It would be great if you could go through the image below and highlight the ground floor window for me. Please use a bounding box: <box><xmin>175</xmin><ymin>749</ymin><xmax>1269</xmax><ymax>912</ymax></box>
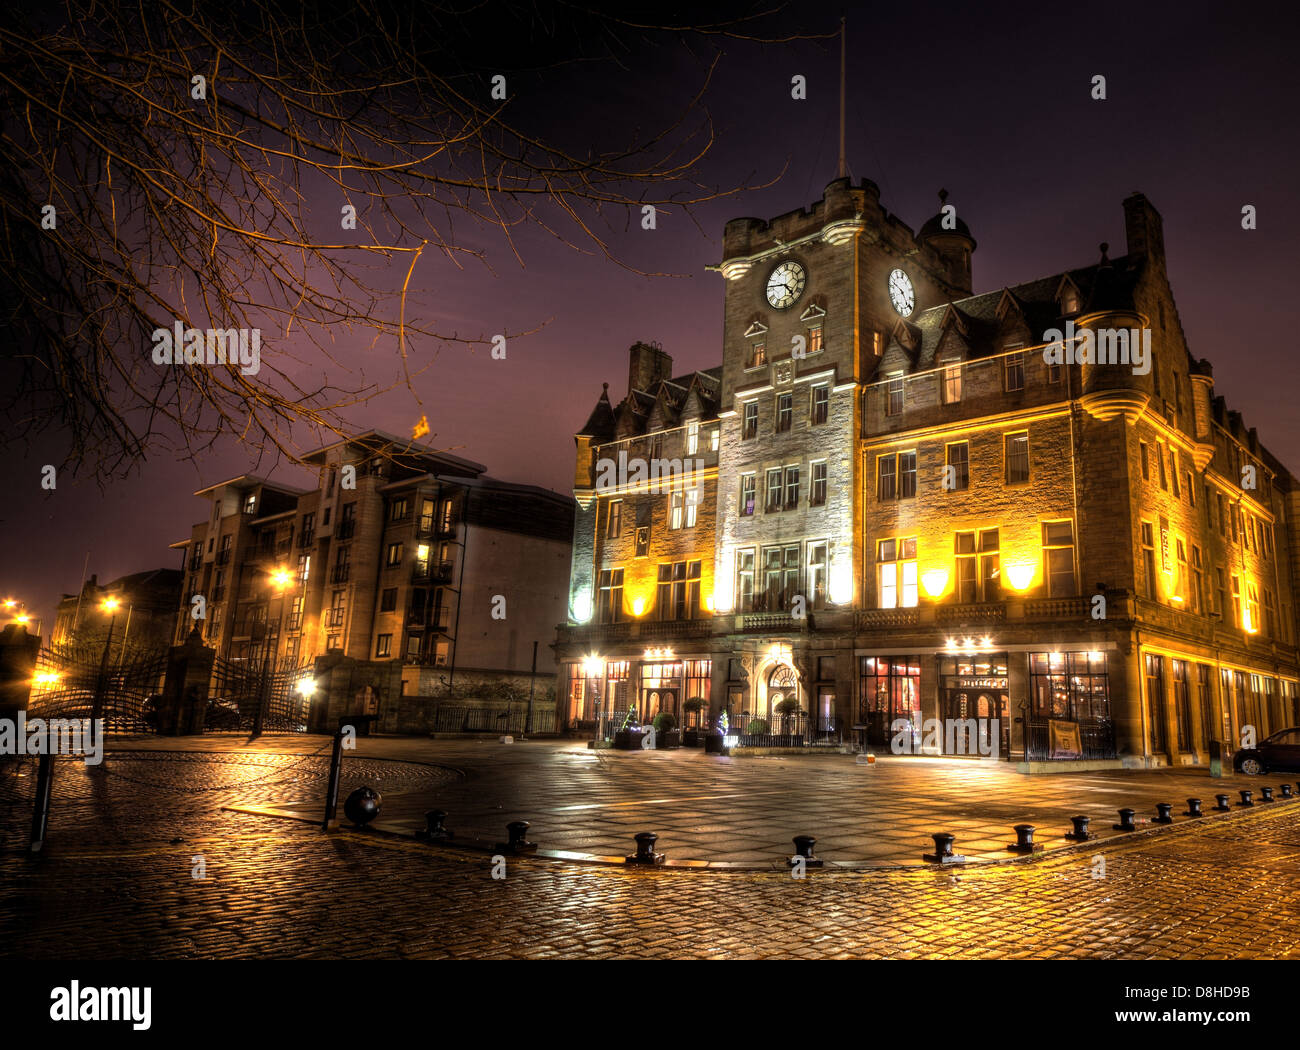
<box><xmin>1172</xmin><ymin>659</ymin><xmax>1192</xmax><ymax>752</ymax></box>
<box><xmin>940</xmin><ymin>654</ymin><xmax>1009</xmax><ymax>757</ymax></box>
<box><xmin>682</xmin><ymin>659</ymin><xmax>712</xmax><ymax>726</ymax></box>
<box><xmin>1145</xmin><ymin>654</ymin><xmax>1167</xmax><ymax>755</ymax></box>
<box><xmin>858</xmin><ymin>656</ymin><xmax>921</xmax><ymax>747</ymax></box>
<box><xmin>1197</xmin><ymin>663</ymin><xmax>1215</xmax><ymax>749</ymax></box>
<box><xmin>1026</xmin><ymin>651</ymin><xmax>1113</xmax><ymax>760</ymax></box>
<box><xmin>639</xmin><ymin>661</ymin><xmax>682</xmax><ymax>721</ymax></box>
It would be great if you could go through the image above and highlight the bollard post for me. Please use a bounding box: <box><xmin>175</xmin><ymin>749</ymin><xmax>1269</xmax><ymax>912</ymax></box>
<box><xmin>1281</xmin><ymin>784</ymin><xmax>1294</xmax><ymax>799</ymax></box>
<box><xmin>1259</xmin><ymin>786</ymin><xmax>1274</xmax><ymax>802</ymax></box>
<box><xmin>625</xmin><ymin>831</ymin><xmax>666</xmax><ymax>866</ymax></box>
<box><xmin>1214</xmin><ymin>793</ymin><xmax>1231</xmax><ymax>812</ymax></box>
<box><xmin>1065</xmin><ymin>815</ymin><xmax>1092</xmax><ymax>841</ymax></box>
<box><xmin>789</xmin><ymin>834</ymin><xmax>823</xmax><ymax>868</ymax></box>
<box><xmin>416</xmin><ymin>809</ymin><xmax>453</xmax><ymax>841</ymax></box>
<box><xmin>1154</xmin><ymin>803</ymin><xmax>1174</xmax><ymax>825</ymax></box>
<box><xmin>29</xmin><ymin>754</ymin><xmax>55</xmax><ymax>853</ymax></box>
<box><xmin>1113</xmin><ymin>808</ymin><xmax>1137</xmax><ymax>832</ymax></box>
<box><xmin>322</xmin><ymin>728</ymin><xmax>344</xmax><ymax>830</ymax></box>
<box><xmin>1006</xmin><ymin>824</ymin><xmax>1042</xmax><ymax>854</ymax></box>
<box><xmin>1184</xmin><ymin>798</ymin><xmax>1203</xmax><ymax>817</ymax></box>
<box><xmin>923</xmin><ymin>832</ymin><xmax>965</xmax><ymax>864</ymax></box>
<box><xmin>1237</xmin><ymin>789</ymin><xmax>1253</xmax><ymax>807</ymax></box>
<box><xmin>496</xmin><ymin>820</ymin><xmax>537</xmax><ymax>853</ymax></box>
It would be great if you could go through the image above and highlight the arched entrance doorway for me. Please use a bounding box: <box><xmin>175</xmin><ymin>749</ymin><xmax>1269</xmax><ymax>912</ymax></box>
<box><xmin>766</xmin><ymin>663</ymin><xmax>802</xmax><ymax>734</ymax></box>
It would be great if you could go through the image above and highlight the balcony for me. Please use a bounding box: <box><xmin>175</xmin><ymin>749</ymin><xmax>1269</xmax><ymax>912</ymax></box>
<box><xmin>855</xmin><ymin>608</ymin><xmax>921</xmax><ymax>630</ymax></box>
<box><xmin>297</xmin><ymin>530</ymin><xmax>314</xmax><ymax>548</ymax></box>
<box><xmin>325</xmin><ymin>608</ymin><xmax>346</xmax><ymax>628</ymax></box>
<box><xmin>330</xmin><ymin>565</ymin><xmax>351</xmax><ymax>584</ymax></box>
<box><xmin>336</xmin><ymin>520</ymin><xmax>356</xmax><ymax>540</ymax></box>
<box><xmin>215</xmin><ymin>549</ymin><xmax>231</xmax><ymax>566</ymax></box>
<box><xmin>638</xmin><ymin>618</ymin><xmax>713</xmax><ymax>640</ymax></box>
<box><xmin>936</xmin><ymin>602</ymin><xmax>1007</xmax><ymax>626</ymax></box>
<box><xmin>211</xmin><ymin>586</ymin><xmax>227</xmax><ymax>602</ymax></box>
<box><xmin>412</xmin><ymin>561</ymin><xmax>454</xmax><ymax>584</ymax></box>
<box><xmin>739</xmin><ymin>612</ymin><xmax>798</xmax><ymax>633</ymax></box>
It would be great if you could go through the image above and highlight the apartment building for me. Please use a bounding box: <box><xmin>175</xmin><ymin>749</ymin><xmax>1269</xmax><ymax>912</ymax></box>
<box><xmin>555</xmin><ymin>178</ymin><xmax>1300</xmax><ymax>766</ymax></box>
<box><xmin>172</xmin><ymin>431</ymin><xmax>573</xmax><ymax>700</ymax></box>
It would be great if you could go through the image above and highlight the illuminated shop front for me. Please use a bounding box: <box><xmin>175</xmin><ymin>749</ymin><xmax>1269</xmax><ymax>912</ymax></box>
<box><xmin>858</xmin><ymin>656</ymin><xmax>921</xmax><ymax>748</ymax></box>
<box><xmin>565</xmin><ymin>656</ymin><xmax>711</xmax><ymax>731</ymax></box>
<box><xmin>939</xmin><ymin>653</ymin><xmax>1010</xmax><ymax>758</ymax></box>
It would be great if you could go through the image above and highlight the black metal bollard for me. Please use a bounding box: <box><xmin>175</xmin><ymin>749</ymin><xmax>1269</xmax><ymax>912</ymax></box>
<box><xmin>1154</xmin><ymin>803</ymin><xmax>1174</xmax><ymax>825</ymax></box>
<box><xmin>1281</xmin><ymin>784</ymin><xmax>1294</xmax><ymax>799</ymax></box>
<box><xmin>789</xmin><ymin>834</ymin><xmax>823</xmax><ymax>868</ymax></box>
<box><xmin>416</xmin><ymin>809</ymin><xmax>453</xmax><ymax>841</ymax></box>
<box><xmin>496</xmin><ymin>820</ymin><xmax>538</xmax><ymax>853</ymax></box>
<box><xmin>1238</xmin><ymin>789</ymin><xmax>1254</xmax><ymax>807</ymax></box>
<box><xmin>322</xmin><ymin>728</ymin><xmax>345</xmax><ymax>830</ymax></box>
<box><xmin>29</xmin><ymin>754</ymin><xmax>55</xmax><ymax>853</ymax></box>
<box><xmin>1006</xmin><ymin>824</ymin><xmax>1043</xmax><ymax>854</ymax></box>
<box><xmin>625</xmin><ymin>831</ymin><xmax>666</xmax><ymax>866</ymax></box>
<box><xmin>1260</xmin><ymin>786</ymin><xmax>1274</xmax><ymax>802</ymax></box>
<box><xmin>343</xmin><ymin>786</ymin><xmax>381</xmax><ymax>827</ymax></box>
<box><xmin>1185</xmin><ymin>798</ymin><xmax>1203</xmax><ymax>817</ymax></box>
<box><xmin>1065</xmin><ymin>815</ymin><xmax>1092</xmax><ymax>841</ymax></box>
<box><xmin>1113</xmin><ymin>808</ymin><xmax>1137</xmax><ymax>832</ymax></box>
<box><xmin>923</xmin><ymin>832</ymin><xmax>965</xmax><ymax>864</ymax></box>
<box><xmin>1214</xmin><ymin>794</ymin><xmax>1231</xmax><ymax>812</ymax></box>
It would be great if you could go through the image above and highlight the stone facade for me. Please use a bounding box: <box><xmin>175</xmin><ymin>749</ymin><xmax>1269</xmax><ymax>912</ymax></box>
<box><xmin>556</xmin><ymin>178</ymin><xmax>1300</xmax><ymax>768</ymax></box>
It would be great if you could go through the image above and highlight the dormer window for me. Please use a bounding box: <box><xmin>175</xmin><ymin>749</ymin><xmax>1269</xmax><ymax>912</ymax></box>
<box><xmin>1062</xmin><ymin>290</ymin><xmax>1079</xmax><ymax>314</ymax></box>
<box><xmin>686</xmin><ymin>421</ymin><xmax>700</xmax><ymax>456</ymax></box>
<box><xmin>941</xmin><ymin>360</ymin><xmax>962</xmax><ymax>404</ymax></box>
<box><xmin>799</xmin><ymin>303</ymin><xmax>827</xmax><ymax>356</ymax></box>
<box><xmin>747</xmin><ymin>341</ymin><xmax>767</xmax><ymax>370</ymax></box>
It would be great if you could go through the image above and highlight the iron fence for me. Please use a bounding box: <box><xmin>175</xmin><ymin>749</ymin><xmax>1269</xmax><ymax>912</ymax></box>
<box><xmin>1023</xmin><ymin>717</ymin><xmax>1117</xmax><ymax>761</ymax></box>
<box><xmin>429</xmin><ymin>704</ymin><xmax>556</xmax><ymax>734</ymax></box>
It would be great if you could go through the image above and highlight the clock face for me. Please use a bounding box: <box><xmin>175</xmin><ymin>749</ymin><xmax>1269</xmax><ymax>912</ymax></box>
<box><xmin>888</xmin><ymin>269</ymin><xmax>915</xmax><ymax>317</ymax></box>
<box><xmin>765</xmin><ymin>261</ymin><xmax>806</xmax><ymax>309</ymax></box>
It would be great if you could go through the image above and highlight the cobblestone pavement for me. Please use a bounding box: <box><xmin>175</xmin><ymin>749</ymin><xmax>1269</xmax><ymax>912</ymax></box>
<box><xmin>2</xmin><ymin>736</ymin><xmax>1300</xmax><ymax>959</ymax></box>
<box><xmin>100</xmin><ymin>733</ymin><xmax>1300</xmax><ymax>867</ymax></box>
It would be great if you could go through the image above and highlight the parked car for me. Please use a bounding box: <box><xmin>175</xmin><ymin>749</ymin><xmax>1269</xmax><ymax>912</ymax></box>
<box><xmin>1233</xmin><ymin>728</ymin><xmax>1300</xmax><ymax>774</ymax></box>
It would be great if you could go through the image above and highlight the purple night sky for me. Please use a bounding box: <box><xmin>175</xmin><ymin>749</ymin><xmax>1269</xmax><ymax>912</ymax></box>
<box><xmin>4</xmin><ymin>1</ymin><xmax>1298</xmax><ymax>630</ymax></box>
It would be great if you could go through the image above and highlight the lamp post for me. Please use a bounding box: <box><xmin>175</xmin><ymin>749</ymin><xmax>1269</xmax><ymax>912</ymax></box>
<box><xmin>252</xmin><ymin>567</ymin><xmax>293</xmax><ymax>737</ymax></box>
<box><xmin>92</xmin><ymin>597</ymin><xmax>121</xmax><ymax>722</ymax></box>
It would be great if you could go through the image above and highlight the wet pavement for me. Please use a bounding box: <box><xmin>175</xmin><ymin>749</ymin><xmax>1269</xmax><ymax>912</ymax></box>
<box><xmin>2</xmin><ymin>734</ymin><xmax>1299</xmax><ymax>959</ymax></box>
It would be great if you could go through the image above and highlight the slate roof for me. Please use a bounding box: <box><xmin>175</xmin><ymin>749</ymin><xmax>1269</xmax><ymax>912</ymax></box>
<box><xmin>877</xmin><ymin>252</ymin><xmax>1146</xmax><ymax>380</ymax></box>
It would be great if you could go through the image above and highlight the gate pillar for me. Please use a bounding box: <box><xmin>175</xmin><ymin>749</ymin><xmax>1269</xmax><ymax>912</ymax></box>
<box><xmin>158</xmin><ymin>627</ymin><xmax>216</xmax><ymax>735</ymax></box>
<box><xmin>0</xmin><ymin>624</ymin><xmax>41</xmax><ymax>725</ymax></box>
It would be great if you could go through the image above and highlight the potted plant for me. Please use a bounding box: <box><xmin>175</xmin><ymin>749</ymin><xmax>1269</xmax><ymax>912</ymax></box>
<box><xmin>613</xmin><ymin>706</ymin><xmax>647</xmax><ymax>750</ymax></box>
<box><xmin>774</xmin><ymin>697</ymin><xmax>803</xmax><ymax>743</ymax></box>
<box><xmin>682</xmin><ymin>698</ymin><xmax>707</xmax><ymax>746</ymax></box>
<box><xmin>651</xmin><ymin>711</ymin><xmax>680</xmax><ymax>748</ymax></box>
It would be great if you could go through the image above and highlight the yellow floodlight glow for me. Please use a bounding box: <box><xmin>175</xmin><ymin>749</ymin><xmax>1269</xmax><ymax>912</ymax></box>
<box><xmin>296</xmin><ymin>678</ymin><xmax>317</xmax><ymax>697</ymax></box>
<box><xmin>631</xmin><ymin>596</ymin><xmax>646</xmax><ymax>617</ymax></box>
<box><xmin>581</xmin><ymin>654</ymin><xmax>604</xmax><ymax>678</ymax></box>
<box><xmin>33</xmin><ymin>671</ymin><xmax>60</xmax><ymax>688</ymax></box>
<box><xmin>921</xmin><ymin>569</ymin><xmax>950</xmax><ymax>599</ymax></box>
<box><xmin>100</xmin><ymin>597</ymin><xmax>121</xmax><ymax>613</ymax></box>
<box><xmin>1004</xmin><ymin>562</ymin><xmax>1036</xmax><ymax>591</ymax></box>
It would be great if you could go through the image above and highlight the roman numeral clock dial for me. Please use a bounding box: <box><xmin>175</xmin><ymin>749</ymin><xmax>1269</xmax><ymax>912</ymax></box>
<box><xmin>888</xmin><ymin>268</ymin><xmax>915</xmax><ymax>317</ymax></box>
<box><xmin>765</xmin><ymin>261</ymin><xmax>806</xmax><ymax>309</ymax></box>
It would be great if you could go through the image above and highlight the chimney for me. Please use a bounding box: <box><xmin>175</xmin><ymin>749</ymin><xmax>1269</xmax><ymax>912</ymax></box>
<box><xmin>627</xmin><ymin>341</ymin><xmax>673</xmax><ymax>396</ymax></box>
<box><xmin>1123</xmin><ymin>193</ymin><xmax>1165</xmax><ymax>264</ymax></box>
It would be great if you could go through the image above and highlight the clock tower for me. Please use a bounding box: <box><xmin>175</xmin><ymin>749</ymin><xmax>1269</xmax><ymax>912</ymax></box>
<box><xmin>709</xmin><ymin>175</ymin><xmax>976</xmax><ymax>726</ymax></box>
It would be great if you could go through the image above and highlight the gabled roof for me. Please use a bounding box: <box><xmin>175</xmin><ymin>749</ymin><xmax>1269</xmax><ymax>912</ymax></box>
<box><xmin>875</xmin><ymin>254</ymin><xmax>1146</xmax><ymax>379</ymax></box>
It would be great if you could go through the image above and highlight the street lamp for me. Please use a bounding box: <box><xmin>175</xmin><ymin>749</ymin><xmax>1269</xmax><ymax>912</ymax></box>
<box><xmin>92</xmin><ymin>596</ymin><xmax>121</xmax><ymax>721</ymax></box>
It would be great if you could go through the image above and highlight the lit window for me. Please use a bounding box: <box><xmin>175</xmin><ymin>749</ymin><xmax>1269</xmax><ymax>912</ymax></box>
<box><xmin>1042</xmin><ymin>521</ymin><xmax>1077</xmax><ymax>597</ymax></box>
<box><xmin>877</xmin><ymin>538</ymin><xmax>918</xmax><ymax>609</ymax></box>
<box><xmin>740</xmin><ymin>474</ymin><xmax>756</xmax><ymax>516</ymax></box>
<box><xmin>686</xmin><ymin>421</ymin><xmax>700</xmax><ymax>456</ymax></box>
<box><xmin>945</xmin><ymin>443</ymin><xmax>969</xmax><ymax>491</ymax></box>
<box><xmin>765</xmin><ymin>469</ymin><xmax>783</xmax><ymax>513</ymax></box>
<box><xmin>742</xmin><ymin>402</ymin><xmax>759</xmax><ymax>440</ymax></box>
<box><xmin>807</xmin><ymin>326</ymin><xmax>824</xmax><ymax>354</ymax></box>
<box><xmin>942</xmin><ymin>362</ymin><xmax>962</xmax><ymax>404</ymax></box>
<box><xmin>748</xmin><ymin>341</ymin><xmax>766</xmax><ymax>369</ymax></box>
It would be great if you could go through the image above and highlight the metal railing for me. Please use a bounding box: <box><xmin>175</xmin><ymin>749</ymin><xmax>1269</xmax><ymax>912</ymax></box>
<box><xmin>1023</xmin><ymin>717</ymin><xmax>1117</xmax><ymax>761</ymax></box>
<box><xmin>430</xmin><ymin>704</ymin><xmax>556</xmax><ymax>734</ymax></box>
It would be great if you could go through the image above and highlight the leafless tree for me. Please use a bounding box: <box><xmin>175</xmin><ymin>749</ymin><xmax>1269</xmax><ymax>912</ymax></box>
<box><xmin>1</xmin><ymin>1</ymin><xmax>816</xmax><ymax>479</ymax></box>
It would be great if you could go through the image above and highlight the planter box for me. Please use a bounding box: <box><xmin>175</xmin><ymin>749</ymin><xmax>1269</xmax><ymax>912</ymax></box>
<box><xmin>704</xmin><ymin>733</ymin><xmax>728</xmax><ymax>755</ymax></box>
<box><xmin>683</xmin><ymin>728</ymin><xmax>707</xmax><ymax>748</ymax></box>
<box><xmin>655</xmin><ymin>729</ymin><xmax>682</xmax><ymax>749</ymax></box>
<box><xmin>613</xmin><ymin>728</ymin><xmax>647</xmax><ymax>750</ymax></box>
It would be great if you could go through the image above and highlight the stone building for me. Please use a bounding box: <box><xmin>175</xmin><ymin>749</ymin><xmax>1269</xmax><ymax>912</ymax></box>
<box><xmin>171</xmin><ymin>431</ymin><xmax>574</xmax><ymax>713</ymax></box>
<box><xmin>555</xmin><ymin>178</ymin><xmax>1300</xmax><ymax>767</ymax></box>
<box><xmin>52</xmin><ymin>569</ymin><xmax>183</xmax><ymax>655</ymax></box>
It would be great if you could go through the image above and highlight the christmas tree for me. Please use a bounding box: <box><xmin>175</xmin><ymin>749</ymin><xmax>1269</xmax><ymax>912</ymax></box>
<box><xmin>621</xmin><ymin>704</ymin><xmax>638</xmax><ymax>730</ymax></box>
<box><xmin>717</xmin><ymin>709</ymin><xmax>728</xmax><ymax>736</ymax></box>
